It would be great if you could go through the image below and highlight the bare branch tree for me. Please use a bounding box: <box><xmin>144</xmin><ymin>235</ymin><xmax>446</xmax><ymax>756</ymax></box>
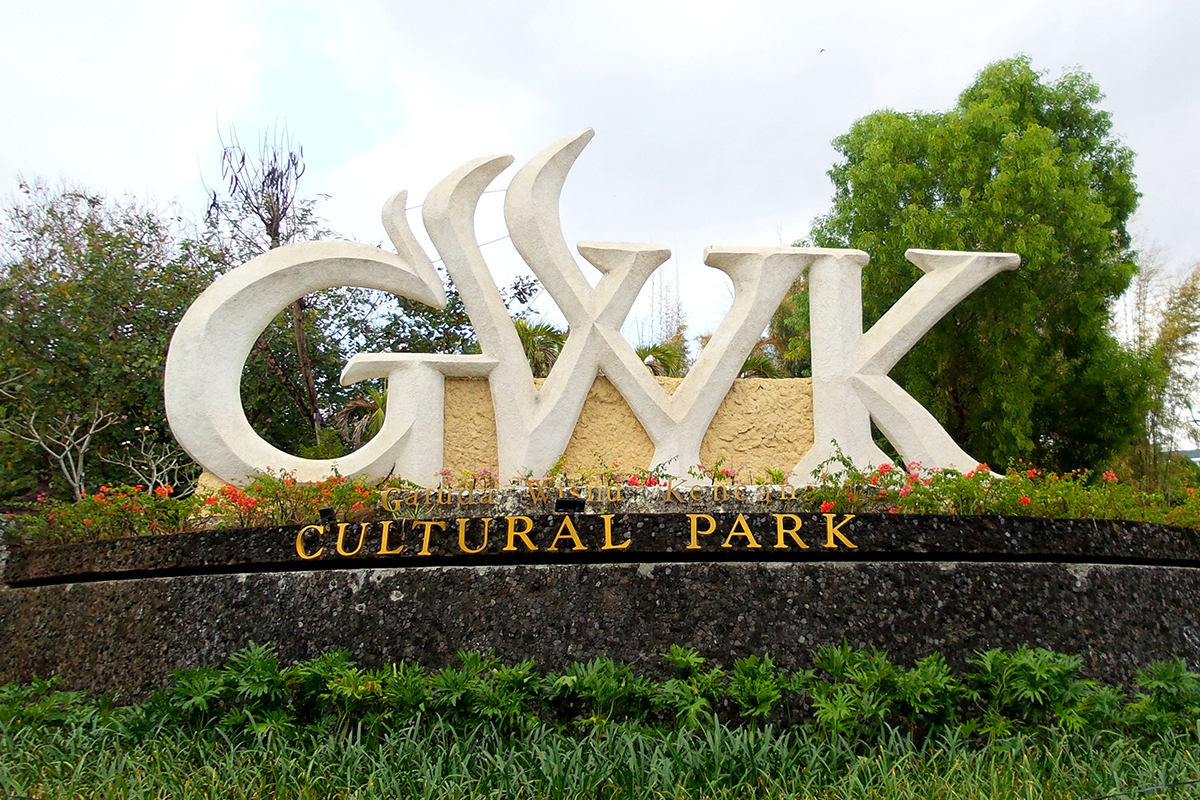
<box><xmin>99</xmin><ymin>425</ymin><xmax>200</xmax><ymax>495</ymax></box>
<box><xmin>207</xmin><ymin>125</ymin><xmax>325</xmax><ymax>439</ymax></box>
<box><xmin>0</xmin><ymin>405</ymin><xmax>117</xmax><ymax>499</ymax></box>
<box><xmin>0</xmin><ymin>372</ymin><xmax>29</xmax><ymax>401</ymax></box>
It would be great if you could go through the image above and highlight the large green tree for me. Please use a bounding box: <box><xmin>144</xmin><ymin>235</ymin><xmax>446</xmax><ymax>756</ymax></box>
<box><xmin>781</xmin><ymin>56</ymin><xmax>1154</xmax><ymax>471</ymax></box>
<box><xmin>0</xmin><ymin>181</ymin><xmax>223</xmax><ymax>498</ymax></box>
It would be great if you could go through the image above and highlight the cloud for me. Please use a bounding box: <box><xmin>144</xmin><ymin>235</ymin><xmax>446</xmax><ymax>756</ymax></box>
<box><xmin>2</xmin><ymin>0</ymin><xmax>1199</xmax><ymax>340</ymax></box>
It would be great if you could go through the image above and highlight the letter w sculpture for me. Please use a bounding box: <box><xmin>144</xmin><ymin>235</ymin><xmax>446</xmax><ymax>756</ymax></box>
<box><xmin>165</xmin><ymin>129</ymin><xmax>1018</xmax><ymax>487</ymax></box>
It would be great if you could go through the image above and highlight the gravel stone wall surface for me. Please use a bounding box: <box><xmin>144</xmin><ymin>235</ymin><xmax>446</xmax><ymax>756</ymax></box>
<box><xmin>3</xmin><ymin>511</ymin><xmax>1198</xmax><ymax>699</ymax></box>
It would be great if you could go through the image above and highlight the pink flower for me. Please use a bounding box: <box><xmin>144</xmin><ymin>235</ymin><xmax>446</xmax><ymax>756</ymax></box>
<box><xmin>1102</xmin><ymin>470</ymin><xmax>1118</xmax><ymax>483</ymax></box>
<box><xmin>899</xmin><ymin>486</ymin><xmax>911</xmax><ymax>497</ymax></box>
<box><xmin>820</xmin><ymin>501</ymin><xmax>835</xmax><ymax>513</ymax></box>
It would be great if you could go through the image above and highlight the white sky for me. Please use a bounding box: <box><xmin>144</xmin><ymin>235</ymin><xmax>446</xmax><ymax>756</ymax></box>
<box><xmin>3</xmin><ymin>0</ymin><xmax>1198</xmax><ymax>339</ymax></box>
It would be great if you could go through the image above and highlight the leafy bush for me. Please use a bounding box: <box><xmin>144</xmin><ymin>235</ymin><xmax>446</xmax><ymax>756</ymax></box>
<box><xmin>654</xmin><ymin>645</ymin><xmax>727</xmax><ymax>728</ymax></box>
<box><xmin>9</xmin><ymin>642</ymin><xmax>1200</xmax><ymax>746</ymax></box>
<box><xmin>546</xmin><ymin>656</ymin><xmax>655</xmax><ymax>729</ymax></box>
<box><xmin>20</xmin><ymin>483</ymin><xmax>201</xmax><ymax>542</ymax></box>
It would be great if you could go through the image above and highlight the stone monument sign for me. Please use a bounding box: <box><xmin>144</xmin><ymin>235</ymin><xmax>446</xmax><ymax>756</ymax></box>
<box><xmin>164</xmin><ymin>129</ymin><xmax>1019</xmax><ymax>487</ymax></box>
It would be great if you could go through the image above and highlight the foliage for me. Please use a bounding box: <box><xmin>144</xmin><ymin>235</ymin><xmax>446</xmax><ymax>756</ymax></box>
<box><xmin>655</xmin><ymin>646</ymin><xmax>726</xmax><ymax>728</ymax></box>
<box><xmin>798</xmin><ymin>446</ymin><xmax>1200</xmax><ymax>525</ymax></box>
<box><xmin>727</xmin><ymin>654</ymin><xmax>801</xmax><ymax>724</ymax></box>
<box><xmin>965</xmin><ymin>646</ymin><xmax>1098</xmax><ymax>735</ymax></box>
<box><xmin>199</xmin><ymin>471</ymin><xmax>398</xmax><ymax>529</ymax></box>
<box><xmin>514</xmin><ymin>317</ymin><xmax>568</xmax><ymax>378</ymax></box>
<box><xmin>807</xmin><ymin>644</ymin><xmax>963</xmax><ymax>739</ymax></box>
<box><xmin>0</xmin><ymin>181</ymin><xmax>223</xmax><ymax>500</ymax></box>
<box><xmin>12</xmin><ymin>471</ymin><xmax>419</xmax><ymax>541</ymax></box>
<box><xmin>15</xmin><ymin>451</ymin><xmax>1200</xmax><ymax>543</ymax></box>
<box><xmin>737</xmin><ymin>344</ymin><xmax>786</xmax><ymax>379</ymax></box>
<box><xmin>26</xmin><ymin>483</ymin><xmax>200</xmax><ymax>543</ymax></box>
<box><xmin>10</xmin><ymin>712</ymin><xmax>1200</xmax><ymax>800</ymax></box>
<box><xmin>545</xmin><ymin>656</ymin><xmax>655</xmax><ymax>729</ymax></box>
<box><xmin>791</xmin><ymin>56</ymin><xmax>1153</xmax><ymax>472</ymax></box>
<box><xmin>1114</xmin><ymin>253</ymin><xmax>1200</xmax><ymax>496</ymax></box>
<box><xmin>9</xmin><ymin>644</ymin><xmax>1200</xmax><ymax>798</ymax></box>
<box><xmin>635</xmin><ymin>339</ymin><xmax>688</xmax><ymax>378</ymax></box>
<box><xmin>7</xmin><ymin>642</ymin><xmax>1200</xmax><ymax>754</ymax></box>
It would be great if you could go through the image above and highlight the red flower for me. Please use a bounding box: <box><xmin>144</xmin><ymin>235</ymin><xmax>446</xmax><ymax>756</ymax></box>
<box><xmin>1019</xmin><ymin>495</ymin><xmax>1031</xmax><ymax>506</ymax></box>
<box><xmin>820</xmin><ymin>501</ymin><xmax>835</xmax><ymax>513</ymax></box>
<box><xmin>878</xmin><ymin>463</ymin><xmax>893</xmax><ymax>475</ymax></box>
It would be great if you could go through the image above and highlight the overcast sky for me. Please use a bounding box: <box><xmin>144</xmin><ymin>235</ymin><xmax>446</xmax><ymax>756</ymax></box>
<box><xmin>3</xmin><ymin>0</ymin><xmax>1198</xmax><ymax>338</ymax></box>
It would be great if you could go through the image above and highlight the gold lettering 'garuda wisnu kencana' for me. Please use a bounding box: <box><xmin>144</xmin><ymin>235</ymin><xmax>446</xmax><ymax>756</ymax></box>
<box><xmin>164</xmin><ymin>129</ymin><xmax>1020</xmax><ymax>491</ymax></box>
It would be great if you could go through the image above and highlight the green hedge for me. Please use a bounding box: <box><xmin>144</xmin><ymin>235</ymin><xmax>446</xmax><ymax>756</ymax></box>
<box><xmin>6</xmin><ymin>643</ymin><xmax>1199</xmax><ymax>743</ymax></box>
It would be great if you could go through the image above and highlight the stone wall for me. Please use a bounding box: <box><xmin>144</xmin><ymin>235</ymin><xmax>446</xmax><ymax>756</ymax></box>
<box><xmin>4</xmin><ymin>509</ymin><xmax>1200</xmax><ymax>699</ymax></box>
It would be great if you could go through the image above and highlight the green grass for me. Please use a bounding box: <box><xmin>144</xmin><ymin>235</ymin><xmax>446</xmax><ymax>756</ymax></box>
<box><xmin>4</xmin><ymin>717</ymin><xmax>1200</xmax><ymax>799</ymax></box>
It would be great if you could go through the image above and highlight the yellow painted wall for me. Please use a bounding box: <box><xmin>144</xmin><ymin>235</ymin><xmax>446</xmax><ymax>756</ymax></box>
<box><xmin>441</xmin><ymin>376</ymin><xmax>814</xmax><ymax>481</ymax></box>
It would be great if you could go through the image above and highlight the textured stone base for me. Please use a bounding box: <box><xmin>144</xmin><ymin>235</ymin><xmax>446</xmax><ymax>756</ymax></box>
<box><xmin>3</xmin><ymin>560</ymin><xmax>1198</xmax><ymax>699</ymax></box>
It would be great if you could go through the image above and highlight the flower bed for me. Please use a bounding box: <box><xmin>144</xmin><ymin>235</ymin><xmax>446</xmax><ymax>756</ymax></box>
<box><xmin>8</xmin><ymin>456</ymin><xmax>1200</xmax><ymax>545</ymax></box>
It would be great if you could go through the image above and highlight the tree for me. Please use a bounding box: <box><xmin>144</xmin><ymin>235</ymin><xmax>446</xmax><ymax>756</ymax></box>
<box><xmin>207</xmin><ymin>127</ymin><xmax>332</xmax><ymax>444</ymax></box>
<box><xmin>0</xmin><ymin>181</ymin><xmax>220</xmax><ymax>498</ymax></box>
<box><xmin>1112</xmin><ymin>251</ymin><xmax>1200</xmax><ymax>495</ymax></box>
<box><xmin>514</xmin><ymin>318</ymin><xmax>568</xmax><ymax>378</ymax></box>
<box><xmin>785</xmin><ymin>56</ymin><xmax>1154</xmax><ymax>471</ymax></box>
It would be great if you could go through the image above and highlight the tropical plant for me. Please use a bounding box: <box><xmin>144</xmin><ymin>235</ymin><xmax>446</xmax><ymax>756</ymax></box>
<box><xmin>790</xmin><ymin>56</ymin><xmax>1153</xmax><ymax>472</ymax></box>
<box><xmin>513</xmin><ymin>317</ymin><xmax>568</xmax><ymax>378</ymax></box>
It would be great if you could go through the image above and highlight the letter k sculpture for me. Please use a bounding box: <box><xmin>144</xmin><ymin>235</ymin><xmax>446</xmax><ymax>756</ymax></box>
<box><xmin>796</xmin><ymin>248</ymin><xmax>1019</xmax><ymax>481</ymax></box>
